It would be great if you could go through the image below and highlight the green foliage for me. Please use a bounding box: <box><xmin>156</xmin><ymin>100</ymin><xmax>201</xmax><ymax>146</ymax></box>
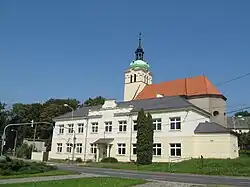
<box><xmin>235</xmin><ymin>110</ymin><xmax>250</xmax><ymax>117</ymax></box>
<box><xmin>83</xmin><ymin>96</ymin><xmax>105</xmax><ymax>107</ymax></box>
<box><xmin>136</xmin><ymin>109</ymin><xmax>154</xmax><ymax>165</ymax></box>
<box><xmin>0</xmin><ymin>156</ymin><xmax>56</xmax><ymax>176</ymax></box>
<box><xmin>75</xmin><ymin>157</ymin><xmax>82</xmax><ymax>163</ymax></box>
<box><xmin>101</xmin><ymin>157</ymin><xmax>118</xmax><ymax>163</ymax></box>
<box><xmin>16</xmin><ymin>143</ymin><xmax>33</xmax><ymax>159</ymax></box>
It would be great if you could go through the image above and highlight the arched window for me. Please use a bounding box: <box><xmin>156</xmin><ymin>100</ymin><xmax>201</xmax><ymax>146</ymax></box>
<box><xmin>130</xmin><ymin>75</ymin><xmax>133</xmax><ymax>83</ymax></box>
<box><xmin>134</xmin><ymin>74</ymin><xmax>137</xmax><ymax>82</ymax></box>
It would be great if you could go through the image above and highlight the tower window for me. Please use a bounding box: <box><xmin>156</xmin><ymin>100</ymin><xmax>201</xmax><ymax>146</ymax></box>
<box><xmin>134</xmin><ymin>74</ymin><xmax>137</xmax><ymax>82</ymax></box>
<box><xmin>213</xmin><ymin>111</ymin><xmax>219</xmax><ymax>116</ymax></box>
<box><xmin>130</xmin><ymin>75</ymin><xmax>133</xmax><ymax>83</ymax></box>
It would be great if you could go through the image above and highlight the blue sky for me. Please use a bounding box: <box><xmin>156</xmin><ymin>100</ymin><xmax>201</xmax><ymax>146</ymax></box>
<box><xmin>0</xmin><ymin>0</ymin><xmax>250</xmax><ymax>112</ymax></box>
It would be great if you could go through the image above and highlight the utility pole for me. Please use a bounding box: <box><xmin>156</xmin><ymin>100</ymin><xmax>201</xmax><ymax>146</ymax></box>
<box><xmin>31</xmin><ymin>120</ymin><xmax>37</xmax><ymax>152</ymax></box>
<box><xmin>11</xmin><ymin>129</ymin><xmax>18</xmax><ymax>157</ymax></box>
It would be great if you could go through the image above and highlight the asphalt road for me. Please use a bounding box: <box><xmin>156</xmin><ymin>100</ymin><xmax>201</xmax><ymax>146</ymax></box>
<box><xmin>57</xmin><ymin>164</ymin><xmax>250</xmax><ymax>187</ymax></box>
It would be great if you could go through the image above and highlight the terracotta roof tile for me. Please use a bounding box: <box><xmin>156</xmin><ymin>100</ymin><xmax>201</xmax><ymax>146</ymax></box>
<box><xmin>135</xmin><ymin>75</ymin><xmax>224</xmax><ymax>100</ymax></box>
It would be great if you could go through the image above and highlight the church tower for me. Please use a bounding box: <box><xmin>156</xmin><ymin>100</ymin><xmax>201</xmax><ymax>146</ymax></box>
<box><xmin>123</xmin><ymin>33</ymin><xmax>152</xmax><ymax>101</ymax></box>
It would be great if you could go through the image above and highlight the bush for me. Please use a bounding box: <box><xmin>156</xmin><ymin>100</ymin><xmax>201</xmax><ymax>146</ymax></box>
<box><xmin>0</xmin><ymin>156</ymin><xmax>57</xmax><ymax>176</ymax></box>
<box><xmin>16</xmin><ymin>143</ymin><xmax>33</xmax><ymax>159</ymax></box>
<box><xmin>101</xmin><ymin>157</ymin><xmax>118</xmax><ymax>163</ymax></box>
<box><xmin>75</xmin><ymin>158</ymin><xmax>82</xmax><ymax>163</ymax></box>
<box><xmin>86</xmin><ymin>159</ymin><xmax>93</xmax><ymax>163</ymax></box>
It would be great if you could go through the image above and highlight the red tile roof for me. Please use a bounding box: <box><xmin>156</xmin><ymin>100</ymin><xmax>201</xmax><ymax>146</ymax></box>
<box><xmin>135</xmin><ymin>75</ymin><xmax>225</xmax><ymax>100</ymax></box>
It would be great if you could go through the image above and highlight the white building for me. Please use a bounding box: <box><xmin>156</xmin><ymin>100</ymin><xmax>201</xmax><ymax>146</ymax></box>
<box><xmin>49</xmin><ymin>34</ymin><xmax>239</xmax><ymax>162</ymax></box>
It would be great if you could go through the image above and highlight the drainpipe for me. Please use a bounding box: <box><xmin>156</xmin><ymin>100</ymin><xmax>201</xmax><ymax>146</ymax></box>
<box><xmin>83</xmin><ymin>118</ymin><xmax>89</xmax><ymax>162</ymax></box>
<box><xmin>129</xmin><ymin>112</ymin><xmax>133</xmax><ymax>161</ymax></box>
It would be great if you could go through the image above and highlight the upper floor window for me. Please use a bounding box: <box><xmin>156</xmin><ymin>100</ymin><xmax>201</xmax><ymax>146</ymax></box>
<box><xmin>91</xmin><ymin>122</ymin><xmax>98</xmax><ymax>133</ymax></box>
<box><xmin>78</xmin><ymin>123</ymin><xmax>84</xmax><ymax>133</ymax></box>
<box><xmin>133</xmin><ymin>120</ymin><xmax>138</xmax><ymax>131</ymax></box>
<box><xmin>118</xmin><ymin>120</ymin><xmax>127</xmax><ymax>132</ymax></box>
<box><xmin>153</xmin><ymin>118</ymin><xmax>162</xmax><ymax>131</ymax></box>
<box><xmin>170</xmin><ymin>143</ymin><xmax>181</xmax><ymax>157</ymax></box>
<box><xmin>57</xmin><ymin>143</ymin><xmax>62</xmax><ymax>153</ymax></box>
<box><xmin>59</xmin><ymin>125</ymin><xmax>64</xmax><ymax>134</ymax></box>
<box><xmin>76</xmin><ymin>143</ymin><xmax>82</xmax><ymax>153</ymax></box>
<box><xmin>68</xmin><ymin>124</ymin><xmax>74</xmax><ymax>133</ymax></box>
<box><xmin>170</xmin><ymin>117</ymin><xmax>181</xmax><ymax>130</ymax></box>
<box><xmin>105</xmin><ymin>121</ymin><xmax>112</xmax><ymax>132</ymax></box>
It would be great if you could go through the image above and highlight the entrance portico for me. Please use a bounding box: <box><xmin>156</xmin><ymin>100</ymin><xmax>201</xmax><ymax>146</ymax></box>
<box><xmin>92</xmin><ymin>138</ymin><xmax>114</xmax><ymax>162</ymax></box>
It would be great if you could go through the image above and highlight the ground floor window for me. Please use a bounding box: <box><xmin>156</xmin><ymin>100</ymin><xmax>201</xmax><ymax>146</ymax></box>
<box><xmin>57</xmin><ymin>143</ymin><xmax>62</xmax><ymax>153</ymax></box>
<box><xmin>132</xmin><ymin>144</ymin><xmax>137</xmax><ymax>155</ymax></box>
<box><xmin>76</xmin><ymin>143</ymin><xmax>82</xmax><ymax>153</ymax></box>
<box><xmin>170</xmin><ymin>143</ymin><xmax>181</xmax><ymax>157</ymax></box>
<box><xmin>66</xmin><ymin>143</ymin><xmax>73</xmax><ymax>153</ymax></box>
<box><xmin>153</xmin><ymin>143</ymin><xmax>161</xmax><ymax>156</ymax></box>
<box><xmin>90</xmin><ymin>144</ymin><xmax>97</xmax><ymax>154</ymax></box>
<box><xmin>117</xmin><ymin>143</ymin><xmax>126</xmax><ymax>155</ymax></box>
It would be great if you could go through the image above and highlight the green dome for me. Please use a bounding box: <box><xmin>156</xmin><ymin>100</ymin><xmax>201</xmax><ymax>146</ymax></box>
<box><xmin>129</xmin><ymin>60</ymin><xmax>150</xmax><ymax>70</ymax></box>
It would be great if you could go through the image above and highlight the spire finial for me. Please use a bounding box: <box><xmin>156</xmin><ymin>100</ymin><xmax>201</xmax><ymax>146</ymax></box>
<box><xmin>139</xmin><ymin>32</ymin><xmax>142</xmax><ymax>48</ymax></box>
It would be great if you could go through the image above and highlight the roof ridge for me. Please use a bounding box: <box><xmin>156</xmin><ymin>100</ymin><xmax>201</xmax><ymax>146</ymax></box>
<box><xmin>202</xmin><ymin>75</ymin><xmax>209</xmax><ymax>94</ymax></box>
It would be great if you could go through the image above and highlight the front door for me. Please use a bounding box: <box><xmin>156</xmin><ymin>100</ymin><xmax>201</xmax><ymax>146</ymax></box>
<box><xmin>99</xmin><ymin>144</ymin><xmax>107</xmax><ymax>160</ymax></box>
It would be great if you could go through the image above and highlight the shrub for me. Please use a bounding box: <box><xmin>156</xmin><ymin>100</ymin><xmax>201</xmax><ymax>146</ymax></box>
<box><xmin>75</xmin><ymin>157</ymin><xmax>82</xmax><ymax>163</ymax></box>
<box><xmin>0</xmin><ymin>156</ymin><xmax>57</xmax><ymax>176</ymax></box>
<box><xmin>86</xmin><ymin>159</ymin><xmax>93</xmax><ymax>163</ymax></box>
<box><xmin>101</xmin><ymin>157</ymin><xmax>118</xmax><ymax>163</ymax></box>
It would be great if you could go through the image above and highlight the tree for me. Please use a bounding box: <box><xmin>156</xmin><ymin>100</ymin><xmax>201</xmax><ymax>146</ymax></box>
<box><xmin>0</xmin><ymin>102</ymin><xmax>8</xmax><ymax>133</ymax></box>
<box><xmin>83</xmin><ymin>96</ymin><xmax>105</xmax><ymax>107</ymax></box>
<box><xmin>235</xmin><ymin>111</ymin><xmax>250</xmax><ymax>117</ymax></box>
<box><xmin>136</xmin><ymin>109</ymin><xmax>154</xmax><ymax>165</ymax></box>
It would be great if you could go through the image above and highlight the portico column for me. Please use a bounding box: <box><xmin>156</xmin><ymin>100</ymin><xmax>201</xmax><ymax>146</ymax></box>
<box><xmin>96</xmin><ymin>145</ymin><xmax>100</xmax><ymax>162</ymax></box>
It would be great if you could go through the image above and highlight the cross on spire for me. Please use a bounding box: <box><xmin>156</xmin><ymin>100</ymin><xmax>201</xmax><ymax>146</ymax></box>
<box><xmin>135</xmin><ymin>32</ymin><xmax>144</xmax><ymax>60</ymax></box>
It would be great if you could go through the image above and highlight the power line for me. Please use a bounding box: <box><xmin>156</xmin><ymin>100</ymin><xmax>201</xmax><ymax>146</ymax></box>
<box><xmin>215</xmin><ymin>72</ymin><xmax>250</xmax><ymax>87</ymax></box>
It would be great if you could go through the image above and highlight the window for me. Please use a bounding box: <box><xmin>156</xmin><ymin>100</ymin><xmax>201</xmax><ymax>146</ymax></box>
<box><xmin>66</xmin><ymin>143</ymin><xmax>73</xmax><ymax>153</ymax></box>
<box><xmin>170</xmin><ymin>143</ymin><xmax>181</xmax><ymax>157</ymax></box>
<box><xmin>130</xmin><ymin>75</ymin><xmax>133</xmax><ymax>83</ymax></box>
<box><xmin>78</xmin><ymin>123</ymin><xmax>84</xmax><ymax>133</ymax></box>
<box><xmin>68</xmin><ymin>124</ymin><xmax>74</xmax><ymax>133</ymax></box>
<box><xmin>90</xmin><ymin>144</ymin><xmax>97</xmax><ymax>154</ymax></box>
<box><xmin>105</xmin><ymin>121</ymin><xmax>112</xmax><ymax>132</ymax></box>
<box><xmin>59</xmin><ymin>125</ymin><xmax>64</xmax><ymax>134</ymax></box>
<box><xmin>91</xmin><ymin>122</ymin><xmax>98</xmax><ymax>133</ymax></box>
<box><xmin>133</xmin><ymin>120</ymin><xmax>137</xmax><ymax>131</ymax></box>
<box><xmin>76</xmin><ymin>143</ymin><xmax>82</xmax><ymax>153</ymax></box>
<box><xmin>118</xmin><ymin>121</ymin><xmax>127</xmax><ymax>132</ymax></box>
<box><xmin>153</xmin><ymin>118</ymin><xmax>162</xmax><ymax>131</ymax></box>
<box><xmin>132</xmin><ymin>144</ymin><xmax>137</xmax><ymax>155</ymax></box>
<box><xmin>57</xmin><ymin>143</ymin><xmax>62</xmax><ymax>153</ymax></box>
<box><xmin>170</xmin><ymin>117</ymin><xmax>181</xmax><ymax>130</ymax></box>
<box><xmin>153</xmin><ymin>143</ymin><xmax>161</xmax><ymax>156</ymax></box>
<box><xmin>118</xmin><ymin>143</ymin><xmax>126</xmax><ymax>155</ymax></box>
<box><xmin>134</xmin><ymin>74</ymin><xmax>137</xmax><ymax>82</ymax></box>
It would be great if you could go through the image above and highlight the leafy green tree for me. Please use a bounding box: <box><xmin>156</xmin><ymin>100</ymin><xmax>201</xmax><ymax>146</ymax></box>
<box><xmin>0</xmin><ymin>102</ymin><xmax>8</xmax><ymax>133</ymax></box>
<box><xmin>235</xmin><ymin>111</ymin><xmax>250</xmax><ymax>117</ymax></box>
<box><xmin>136</xmin><ymin>109</ymin><xmax>154</xmax><ymax>165</ymax></box>
<box><xmin>83</xmin><ymin>96</ymin><xmax>105</xmax><ymax>107</ymax></box>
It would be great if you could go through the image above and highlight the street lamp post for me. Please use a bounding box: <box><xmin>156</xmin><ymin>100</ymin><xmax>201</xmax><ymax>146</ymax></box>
<box><xmin>11</xmin><ymin>129</ymin><xmax>18</xmax><ymax>157</ymax></box>
<box><xmin>64</xmin><ymin>104</ymin><xmax>76</xmax><ymax>161</ymax></box>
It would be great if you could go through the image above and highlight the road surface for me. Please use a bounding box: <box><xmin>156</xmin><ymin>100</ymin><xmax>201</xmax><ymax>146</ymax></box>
<box><xmin>57</xmin><ymin>164</ymin><xmax>250</xmax><ymax>187</ymax></box>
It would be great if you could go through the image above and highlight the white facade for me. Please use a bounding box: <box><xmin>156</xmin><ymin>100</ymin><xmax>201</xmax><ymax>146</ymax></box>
<box><xmin>49</xmin><ymin>100</ymin><xmax>239</xmax><ymax>162</ymax></box>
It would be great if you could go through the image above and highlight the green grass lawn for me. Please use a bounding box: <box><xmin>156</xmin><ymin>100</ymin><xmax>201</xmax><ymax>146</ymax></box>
<box><xmin>85</xmin><ymin>157</ymin><xmax>250</xmax><ymax>176</ymax></box>
<box><xmin>0</xmin><ymin>177</ymin><xmax>146</xmax><ymax>187</ymax></box>
<box><xmin>0</xmin><ymin>170</ymin><xmax>77</xmax><ymax>180</ymax></box>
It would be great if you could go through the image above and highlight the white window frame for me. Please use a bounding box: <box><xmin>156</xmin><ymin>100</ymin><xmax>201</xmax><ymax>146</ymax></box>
<box><xmin>105</xmin><ymin>121</ymin><xmax>112</xmax><ymax>132</ymax></box>
<box><xmin>57</xmin><ymin>143</ymin><xmax>62</xmax><ymax>153</ymax></box>
<box><xmin>153</xmin><ymin>118</ymin><xmax>162</xmax><ymax>131</ymax></box>
<box><xmin>170</xmin><ymin>143</ymin><xmax>181</xmax><ymax>157</ymax></box>
<box><xmin>170</xmin><ymin>117</ymin><xmax>181</xmax><ymax>130</ymax></box>
<box><xmin>133</xmin><ymin>120</ymin><xmax>137</xmax><ymax>131</ymax></box>
<box><xmin>59</xmin><ymin>125</ymin><xmax>64</xmax><ymax>134</ymax></box>
<box><xmin>117</xmin><ymin>143</ymin><xmax>126</xmax><ymax>155</ymax></box>
<box><xmin>76</xmin><ymin>143</ymin><xmax>82</xmax><ymax>153</ymax></box>
<box><xmin>91</xmin><ymin>122</ymin><xmax>98</xmax><ymax>133</ymax></box>
<box><xmin>118</xmin><ymin>120</ymin><xmax>127</xmax><ymax>132</ymax></box>
<box><xmin>68</xmin><ymin>124</ymin><xmax>74</xmax><ymax>134</ymax></box>
<box><xmin>132</xmin><ymin>144</ymin><xmax>137</xmax><ymax>155</ymax></box>
<box><xmin>78</xmin><ymin>123</ymin><xmax>84</xmax><ymax>133</ymax></box>
<box><xmin>66</xmin><ymin>143</ymin><xmax>73</xmax><ymax>153</ymax></box>
<box><xmin>153</xmin><ymin>143</ymin><xmax>162</xmax><ymax>156</ymax></box>
<box><xmin>90</xmin><ymin>144</ymin><xmax>97</xmax><ymax>154</ymax></box>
